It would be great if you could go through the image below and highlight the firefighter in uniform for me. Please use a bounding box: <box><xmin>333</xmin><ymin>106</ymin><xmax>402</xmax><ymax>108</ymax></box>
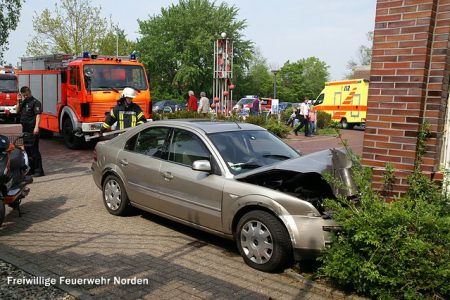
<box><xmin>16</xmin><ymin>86</ymin><xmax>45</xmax><ymax>177</ymax></box>
<box><xmin>100</xmin><ymin>87</ymin><xmax>147</xmax><ymax>133</ymax></box>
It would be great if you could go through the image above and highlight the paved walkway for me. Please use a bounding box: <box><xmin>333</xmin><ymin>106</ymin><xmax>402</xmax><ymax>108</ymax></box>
<box><xmin>0</xmin><ymin>124</ymin><xmax>365</xmax><ymax>299</ymax></box>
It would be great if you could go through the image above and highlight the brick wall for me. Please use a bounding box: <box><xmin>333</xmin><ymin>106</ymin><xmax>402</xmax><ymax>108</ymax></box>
<box><xmin>363</xmin><ymin>0</ymin><xmax>450</xmax><ymax>197</ymax></box>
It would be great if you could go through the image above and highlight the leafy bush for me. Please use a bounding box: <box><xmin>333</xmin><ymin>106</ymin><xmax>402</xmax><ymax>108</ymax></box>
<box><xmin>151</xmin><ymin>110</ymin><xmax>208</xmax><ymax>120</ymax></box>
<box><xmin>263</xmin><ymin>118</ymin><xmax>291</xmax><ymax>138</ymax></box>
<box><xmin>316</xmin><ymin>111</ymin><xmax>331</xmax><ymax>129</ymax></box>
<box><xmin>317</xmin><ymin>124</ymin><xmax>450</xmax><ymax>299</ymax></box>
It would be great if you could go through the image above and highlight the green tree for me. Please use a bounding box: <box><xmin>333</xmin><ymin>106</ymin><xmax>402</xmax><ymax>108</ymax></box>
<box><xmin>26</xmin><ymin>0</ymin><xmax>133</xmax><ymax>56</ymax></box>
<box><xmin>137</xmin><ymin>0</ymin><xmax>253</xmax><ymax>100</ymax></box>
<box><xmin>234</xmin><ymin>48</ymin><xmax>272</xmax><ymax>99</ymax></box>
<box><xmin>98</xmin><ymin>26</ymin><xmax>137</xmax><ymax>56</ymax></box>
<box><xmin>277</xmin><ymin>57</ymin><xmax>329</xmax><ymax>102</ymax></box>
<box><xmin>0</xmin><ymin>0</ymin><xmax>23</xmax><ymax>65</ymax></box>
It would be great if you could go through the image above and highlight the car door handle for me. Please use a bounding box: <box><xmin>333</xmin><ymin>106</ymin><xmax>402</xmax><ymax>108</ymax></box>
<box><xmin>119</xmin><ymin>159</ymin><xmax>128</xmax><ymax>166</ymax></box>
<box><xmin>161</xmin><ymin>171</ymin><xmax>173</xmax><ymax>180</ymax></box>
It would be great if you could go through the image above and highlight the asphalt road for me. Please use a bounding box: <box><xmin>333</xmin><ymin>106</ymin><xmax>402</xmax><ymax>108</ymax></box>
<box><xmin>0</xmin><ymin>123</ymin><xmax>365</xmax><ymax>300</ymax></box>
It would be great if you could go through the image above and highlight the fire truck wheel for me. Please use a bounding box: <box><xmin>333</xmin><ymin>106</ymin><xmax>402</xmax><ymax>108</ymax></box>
<box><xmin>62</xmin><ymin>118</ymin><xmax>84</xmax><ymax>149</ymax></box>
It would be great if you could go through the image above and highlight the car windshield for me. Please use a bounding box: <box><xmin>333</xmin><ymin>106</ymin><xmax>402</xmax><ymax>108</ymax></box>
<box><xmin>208</xmin><ymin>130</ymin><xmax>300</xmax><ymax>175</ymax></box>
<box><xmin>0</xmin><ymin>78</ymin><xmax>17</xmax><ymax>92</ymax></box>
<box><xmin>84</xmin><ymin>64</ymin><xmax>148</xmax><ymax>91</ymax></box>
<box><xmin>237</xmin><ymin>98</ymin><xmax>254</xmax><ymax>105</ymax></box>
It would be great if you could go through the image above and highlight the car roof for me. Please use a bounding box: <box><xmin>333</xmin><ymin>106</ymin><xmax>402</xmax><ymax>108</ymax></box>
<box><xmin>149</xmin><ymin>119</ymin><xmax>264</xmax><ymax>134</ymax></box>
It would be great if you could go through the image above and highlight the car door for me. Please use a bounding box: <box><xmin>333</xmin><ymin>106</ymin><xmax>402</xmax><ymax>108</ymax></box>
<box><xmin>158</xmin><ymin>128</ymin><xmax>225</xmax><ymax>231</ymax></box>
<box><xmin>117</xmin><ymin>126</ymin><xmax>170</xmax><ymax>209</ymax></box>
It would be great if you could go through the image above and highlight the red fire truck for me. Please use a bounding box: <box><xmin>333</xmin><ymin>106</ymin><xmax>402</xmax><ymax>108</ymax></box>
<box><xmin>18</xmin><ymin>52</ymin><xmax>151</xmax><ymax>149</ymax></box>
<box><xmin>0</xmin><ymin>68</ymin><xmax>19</xmax><ymax>122</ymax></box>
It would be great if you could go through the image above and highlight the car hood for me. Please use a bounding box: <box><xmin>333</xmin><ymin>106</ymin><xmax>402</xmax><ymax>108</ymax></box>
<box><xmin>234</xmin><ymin>148</ymin><xmax>357</xmax><ymax>198</ymax></box>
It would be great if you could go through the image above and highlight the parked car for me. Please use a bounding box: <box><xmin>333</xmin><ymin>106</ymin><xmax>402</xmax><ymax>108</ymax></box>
<box><xmin>278</xmin><ymin>102</ymin><xmax>292</xmax><ymax>112</ymax></box>
<box><xmin>91</xmin><ymin>120</ymin><xmax>357</xmax><ymax>272</ymax></box>
<box><xmin>152</xmin><ymin>100</ymin><xmax>182</xmax><ymax>113</ymax></box>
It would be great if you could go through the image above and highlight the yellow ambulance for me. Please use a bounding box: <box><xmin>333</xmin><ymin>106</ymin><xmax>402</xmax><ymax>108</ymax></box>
<box><xmin>313</xmin><ymin>79</ymin><xmax>369</xmax><ymax>129</ymax></box>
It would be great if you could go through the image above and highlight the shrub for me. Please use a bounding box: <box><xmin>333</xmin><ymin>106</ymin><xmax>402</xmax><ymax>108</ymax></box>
<box><xmin>318</xmin><ymin>124</ymin><xmax>450</xmax><ymax>299</ymax></box>
<box><xmin>263</xmin><ymin>118</ymin><xmax>291</xmax><ymax>138</ymax></box>
<box><xmin>316</xmin><ymin>111</ymin><xmax>331</xmax><ymax>129</ymax></box>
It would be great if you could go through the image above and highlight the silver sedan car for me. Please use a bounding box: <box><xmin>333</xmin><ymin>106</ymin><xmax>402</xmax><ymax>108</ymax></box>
<box><xmin>91</xmin><ymin>120</ymin><xmax>357</xmax><ymax>272</ymax></box>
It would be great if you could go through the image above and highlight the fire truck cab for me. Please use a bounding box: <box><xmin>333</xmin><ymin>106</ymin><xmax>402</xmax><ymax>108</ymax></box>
<box><xmin>18</xmin><ymin>52</ymin><xmax>151</xmax><ymax>149</ymax></box>
<box><xmin>0</xmin><ymin>69</ymin><xmax>18</xmax><ymax>122</ymax></box>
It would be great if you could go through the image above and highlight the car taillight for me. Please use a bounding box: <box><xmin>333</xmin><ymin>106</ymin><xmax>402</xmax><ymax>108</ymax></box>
<box><xmin>93</xmin><ymin>148</ymin><xmax>97</xmax><ymax>162</ymax></box>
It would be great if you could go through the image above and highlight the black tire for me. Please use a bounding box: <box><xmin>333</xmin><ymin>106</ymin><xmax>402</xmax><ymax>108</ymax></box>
<box><xmin>62</xmin><ymin>118</ymin><xmax>84</xmax><ymax>149</ymax></box>
<box><xmin>340</xmin><ymin>118</ymin><xmax>349</xmax><ymax>129</ymax></box>
<box><xmin>236</xmin><ymin>210</ymin><xmax>293</xmax><ymax>272</ymax></box>
<box><xmin>102</xmin><ymin>175</ymin><xmax>131</xmax><ymax>216</ymax></box>
<box><xmin>0</xmin><ymin>201</ymin><xmax>5</xmax><ymax>227</ymax></box>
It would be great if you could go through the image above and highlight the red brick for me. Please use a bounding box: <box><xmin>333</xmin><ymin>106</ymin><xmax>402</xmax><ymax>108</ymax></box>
<box><xmin>389</xmin><ymin>6</ymin><xmax>418</xmax><ymax>14</ymax></box>
<box><xmin>395</xmin><ymin>82</ymin><xmax>425</xmax><ymax>89</ymax></box>
<box><xmin>373</xmin><ymin>41</ymin><xmax>401</xmax><ymax>49</ymax></box>
<box><xmin>376</xmin><ymin>141</ymin><xmax>403</xmax><ymax>149</ymax></box>
<box><xmin>364</xmin><ymin>134</ymin><xmax>390</xmax><ymax>142</ymax></box>
<box><xmin>385</xmin><ymin>33</ymin><xmax>415</xmax><ymax>41</ymax></box>
<box><xmin>376</xmin><ymin>14</ymin><xmax>402</xmax><ymax>22</ymax></box>
<box><xmin>377</xmin><ymin>1</ymin><xmax>406</xmax><ymax>9</ymax></box>
<box><xmin>375</xmin><ymin>155</ymin><xmax>402</xmax><ymax>162</ymax></box>
<box><xmin>371</xmin><ymin>70</ymin><xmax>397</xmax><ymax>76</ymax></box>
<box><xmin>400</xmin><ymin>40</ymin><xmax>429</xmax><ymax>47</ymax></box>
<box><xmin>389</xmin><ymin>149</ymin><xmax>417</xmax><ymax>157</ymax></box>
<box><xmin>396</xmin><ymin>68</ymin><xmax>426</xmax><ymax>75</ymax></box>
<box><xmin>392</xmin><ymin>123</ymin><xmax>421</xmax><ymax>130</ymax></box>
<box><xmin>405</xmin><ymin>0</ymin><xmax>434</xmax><ymax>5</ymax></box>
<box><xmin>398</xmin><ymin>54</ymin><xmax>428</xmax><ymax>61</ymax></box>
<box><xmin>366</xmin><ymin>121</ymin><xmax>392</xmax><ymax>128</ymax></box>
<box><xmin>391</xmin><ymin>109</ymin><xmax>421</xmax><ymax>115</ymax></box>
<box><xmin>380</xmin><ymin>88</ymin><xmax>409</xmax><ymax>95</ymax></box>
<box><xmin>385</xmin><ymin>48</ymin><xmax>413</xmax><ymax>55</ymax></box>
<box><xmin>378</xmin><ymin>129</ymin><xmax>406</xmax><ymax>136</ymax></box>
<box><xmin>388</xmin><ymin>20</ymin><xmax>418</xmax><ymax>28</ymax></box>
<box><xmin>391</xmin><ymin>136</ymin><xmax>417</xmax><ymax>144</ymax></box>
<box><xmin>378</xmin><ymin>115</ymin><xmax>406</xmax><ymax>122</ymax></box>
<box><xmin>362</xmin><ymin>159</ymin><xmax>389</xmax><ymax>168</ymax></box>
<box><xmin>403</xmin><ymin>11</ymin><xmax>433</xmax><ymax>19</ymax></box>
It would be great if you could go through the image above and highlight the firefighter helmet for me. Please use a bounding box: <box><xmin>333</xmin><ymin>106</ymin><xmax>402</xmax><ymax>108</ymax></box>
<box><xmin>121</xmin><ymin>87</ymin><xmax>136</xmax><ymax>99</ymax></box>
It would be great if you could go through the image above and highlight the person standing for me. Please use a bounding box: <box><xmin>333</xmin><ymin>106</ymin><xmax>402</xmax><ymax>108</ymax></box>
<box><xmin>250</xmin><ymin>97</ymin><xmax>261</xmax><ymax>116</ymax></box>
<box><xmin>16</xmin><ymin>86</ymin><xmax>44</xmax><ymax>177</ymax></box>
<box><xmin>100</xmin><ymin>87</ymin><xmax>147</xmax><ymax>133</ymax></box>
<box><xmin>293</xmin><ymin>97</ymin><xmax>310</xmax><ymax>136</ymax></box>
<box><xmin>187</xmin><ymin>90</ymin><xmax>198</xmax><ymax>112</ymax></box>
<box><xmin>197</xmin><ymin>92</ymin><xmax>210</xmax><ymax>116</ymax></box>
<box><xmin>308</xmin><ymin>104</ymin><xmax>316</xmax><ymax>136</ymax></box>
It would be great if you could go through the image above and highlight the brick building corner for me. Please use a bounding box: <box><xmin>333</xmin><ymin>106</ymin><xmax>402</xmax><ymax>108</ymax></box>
<box><xmin>363</xmin><ymin>0</ymin><xmax>449</xmax><ymax>197</ymax></box>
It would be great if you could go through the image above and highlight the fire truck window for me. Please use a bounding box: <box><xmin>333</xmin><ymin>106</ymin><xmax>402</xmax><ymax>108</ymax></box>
<box><xmin>69</xmin><ymin>67</ymin><xmax>77</xmax><ymax>85</ymax></box>
<box><xmin>76</xmin><ymin>66</ymin><xmax>81</xmax><ymax>90</ymax></box>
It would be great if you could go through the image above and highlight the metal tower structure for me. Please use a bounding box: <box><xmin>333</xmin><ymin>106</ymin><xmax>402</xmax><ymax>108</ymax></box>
<box><xmin>213</xmin><ymin>33</ymin><xmax>234</xmax><ymax>115</ymax></box>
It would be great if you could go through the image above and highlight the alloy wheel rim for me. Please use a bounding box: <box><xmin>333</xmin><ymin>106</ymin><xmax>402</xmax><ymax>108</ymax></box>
<box><xmin>240</xmin><ymin>220</ymin><xmax>273</xmax><ymax>264</ymax></box>
<box><xmin>104</xmin><ymin>180</ymin><xmax>121</xmax><ymax>210</ymax></box>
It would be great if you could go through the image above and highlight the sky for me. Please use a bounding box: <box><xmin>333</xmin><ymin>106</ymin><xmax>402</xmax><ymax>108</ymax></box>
<box><xmin>4</xmin><ymin>0</ymin><xmax>377</xmax><ymax>80</ymax></box>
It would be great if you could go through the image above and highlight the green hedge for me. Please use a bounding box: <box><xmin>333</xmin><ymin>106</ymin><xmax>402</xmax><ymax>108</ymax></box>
<box><xmin>318</xmin><ymin>124</ymin><xmax>450</xmax><ymax>299</ymax></box>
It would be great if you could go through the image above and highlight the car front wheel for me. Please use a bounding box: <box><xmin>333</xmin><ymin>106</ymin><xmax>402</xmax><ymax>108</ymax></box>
<box><xmin>102</xmin><ymin>175</ymin><xmax>131</xmax><ymax>216</ymax></box>
<box><xmin>236</xmin><ymin>210</ymin><xmax>292</xmax><ymax>272</ymax></box>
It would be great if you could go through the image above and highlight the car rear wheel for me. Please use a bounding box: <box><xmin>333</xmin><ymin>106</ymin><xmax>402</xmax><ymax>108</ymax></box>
<box><xmin>102</xmin><ymin>175</ymin><xmax>131</xmax><ymax>216</ymax></box>
<box><xmin>236</xmin><ymin>210</ymin><xmax>292</xmax><ymax>272</ymax></box>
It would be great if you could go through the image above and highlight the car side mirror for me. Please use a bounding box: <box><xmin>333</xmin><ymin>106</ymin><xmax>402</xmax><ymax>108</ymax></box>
<box><xmin>192</xmin><ymin>160</ymin><xmax>211</xmax><ymax>172</ymax></box>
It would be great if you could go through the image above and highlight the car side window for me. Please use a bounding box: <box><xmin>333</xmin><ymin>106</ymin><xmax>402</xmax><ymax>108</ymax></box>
<box><xmin>168</xmin><ymin>129</ymin><xmax>210</xmax><ymax>166</ymax></box>
<box><xmin>125</xmin><ymin>127</ymin><xmax>170</xmax><ymax>158</ymax></box>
